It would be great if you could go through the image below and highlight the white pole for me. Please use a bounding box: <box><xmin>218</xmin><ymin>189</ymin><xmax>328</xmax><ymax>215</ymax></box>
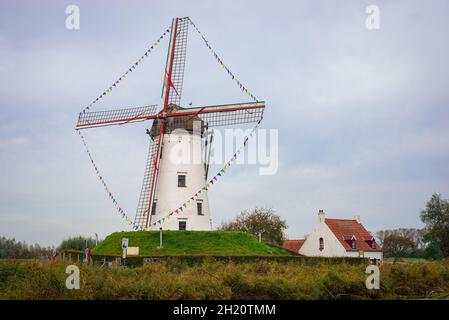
<box><xmin>159</xmin><ymin>227</ymin><xmax>163</xmax><ymax>248</ymax></box>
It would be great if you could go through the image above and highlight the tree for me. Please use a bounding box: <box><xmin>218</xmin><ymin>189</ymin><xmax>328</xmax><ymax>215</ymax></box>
<box><xmin>0</xmin><ymin>236</ymin><xmax>51</xmax><ymax>259</ymax></box>
<box><xmin>382</xmin><ymin>234</ymin><xmax>416</xmax><ymax>263</ymax></box>
<box><xmin>58</xmin><ymin>236</ymin><xmax>99</xmax><ymax>251</ymax></box>
<box><xmin>375</xmin><ymin>228</ymin><xmax>425</xmax><ymax>257</ymax></box>
<box><xmin>420</xmin><ymin>193</ymin><xmax>449</xmax><ymax>258</ymax></box>
<box><xmin>422</xmin><ymin>233</ymin><xmax>444</xmax><ymax>260</ymax></box>
<box><xmin>219</xmin><ymin>207</ymin><xmax>287</xmax><ymax>245</ymax></box>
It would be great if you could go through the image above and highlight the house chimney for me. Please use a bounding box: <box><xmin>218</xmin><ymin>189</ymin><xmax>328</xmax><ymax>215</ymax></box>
<box><xmin>318</xmin><ymin>210</ymin><xmax>325</xmax><ymax>223</ymax></box>
<box><xmin>354</xmin><ymin>214</ymin><xmax>361</xmax><ymax>223</ymax></box>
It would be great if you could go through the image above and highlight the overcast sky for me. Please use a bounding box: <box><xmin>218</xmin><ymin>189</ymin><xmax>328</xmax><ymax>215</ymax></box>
<box><xmin>1</xmin><ymin>0</ymin><xmax>448</xmax><ymax>246</ymax></box>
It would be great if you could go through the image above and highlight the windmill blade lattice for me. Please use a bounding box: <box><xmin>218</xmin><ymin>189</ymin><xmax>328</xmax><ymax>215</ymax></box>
<box><xmin>196</xmin><ymin>105</ymin><xmax>264</xmax><ymax>127</ymax></box>
<box><xmin>166</xmin><ymin>17</ymin><xmax>189</xmax><ymax>106</ymax></box>
<box><xmin>166</xmin><ymin>102</ymin><xmax>265</xmax><ymax>128</ymax></box>
<box><xmin>134</xmin><ymin>136</ymin><xmax>160</xmax><ymax>228</ymax></box>
<box><xmin>77</xmin><ymin>105</ymin><xmax>159</xmax><ymax>129</ymax></box>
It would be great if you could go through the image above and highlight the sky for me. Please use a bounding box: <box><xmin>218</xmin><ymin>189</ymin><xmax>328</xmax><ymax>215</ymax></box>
<box><xmin>1</xmin><ymin>0</ymin><xmax>448</xmax><ymax>246</ymax></box>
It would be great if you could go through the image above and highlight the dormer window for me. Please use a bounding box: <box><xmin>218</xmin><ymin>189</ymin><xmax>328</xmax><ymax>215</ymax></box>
<box><xmin>371</xmin><ymin>238</ymin><xmax>376</xmax><ymax>250</ymax></box>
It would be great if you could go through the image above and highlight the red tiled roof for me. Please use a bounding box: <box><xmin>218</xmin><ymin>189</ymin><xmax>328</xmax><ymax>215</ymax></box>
<box><xmin>325</xmin><ymin>218</ymin><xmax>382</xmax><ymax>252</ymax></box>
<box><xmin>282</xmin><ymin>240</ymin><xmax>305</xmax><ymax>253</ymax></box>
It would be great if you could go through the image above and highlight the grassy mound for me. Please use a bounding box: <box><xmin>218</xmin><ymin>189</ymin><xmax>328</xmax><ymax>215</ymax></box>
<box><xmin>93</xmin><ymin>230</ymin><xmax>294</xmax><ymax>256</ymax></box>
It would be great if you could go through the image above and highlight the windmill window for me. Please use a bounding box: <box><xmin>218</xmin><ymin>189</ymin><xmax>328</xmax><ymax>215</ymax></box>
<box><xmin>178</xmin><ymin>175</ymin><xmax>186</xmax><ymax>187</ymax></box>
<box><xmin>179</xmin><ymin>221</ymin><xmax>186</xmax><ymax>230</ymax></box>
<box><xmin>151</xmin><ymin>202</ymin><xmax>157</xmax><ymax>215</ymax></box>
<box><xmin>197</xmin><ymin>202</ymin><xmax>203</xmax><ymax>216</ymax></box>
<box><xmin>319</xmin><ymin>237</ymin><xmax>324</xmax><ymax>251</ymax></box>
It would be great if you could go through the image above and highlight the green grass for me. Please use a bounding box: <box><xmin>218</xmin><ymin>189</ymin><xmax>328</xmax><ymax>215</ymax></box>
<box><xmin>384</xmin><ymin>257</ymin><xmax>431</xmax><ymax>264</ymax></box>
<box><xmin>92</xmin><ymin>230</ymin><xmax>294</xmax><ymax>256</ymax></box>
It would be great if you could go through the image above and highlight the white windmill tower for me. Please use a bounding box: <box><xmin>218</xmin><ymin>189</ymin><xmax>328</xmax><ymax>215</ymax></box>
<box><xmin>76</xmin><ymin>17</ymin><xmax>265</xmax><ymax>230</ymax></box>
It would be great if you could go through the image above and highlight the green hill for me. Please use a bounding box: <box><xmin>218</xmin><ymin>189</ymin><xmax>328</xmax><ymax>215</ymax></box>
<box><xmin>93</xmin><ymin>230</ymin><xmax>295</xmax><ymax>256</ymax></box>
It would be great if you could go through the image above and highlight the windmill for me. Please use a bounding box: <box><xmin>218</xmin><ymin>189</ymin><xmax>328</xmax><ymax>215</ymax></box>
<box><xmin>76</xmin><ymin>17</ymin><xmax>265</xmax><ymax>231</ymax></box>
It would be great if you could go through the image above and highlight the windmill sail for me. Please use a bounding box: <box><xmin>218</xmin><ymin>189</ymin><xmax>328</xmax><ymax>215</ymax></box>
<box><xmin>76</xmin><ymin>105</ymin><xmax>159</xmax><ymax>129</ymax></box>
<box><xmin>133</xmin><ymin>135</ymin><xmax>161</xmax><ymax>228</ymax></box>
<box><xmin>166</xmin><ymin>102</ymin><xmax>265</xmax><ymax>128</ymax></box>
<box><xmin>195</xmin><ymin>102</ymin><xmax>265</xmax><ymax>127</ymax></box>
<box><xmin>163</xmin><ymin>17</ymin><xmax>189</xmax><ymax>107</ymax></box>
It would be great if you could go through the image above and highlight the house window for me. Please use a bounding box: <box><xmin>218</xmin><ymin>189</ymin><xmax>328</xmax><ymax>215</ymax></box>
<box><xmin>197</xmin><ymin>202</ymin><xmax>203</xmax><ymax>216</ymax></box>
<box><xmin>151</xmin><ymin>202</ymin><xmax>157</xmax><ymax>215</ymax></box>
<box><xmin>319</xmin><ymin>237</ymin><xmax>324</xmax><ymax>251</ymax></box>
<box><xmin>179</xmin><ymin>221</ymin><xmax>186</xmax><ymax>230</ymax></box>
<box><xmin>351</xmin><ymin>239</ymin><xmax>357</xmax><ymax>250</ymax></box>
<box><xmin>178</xmin><ymin>174</ymin><xmax>186</xmax><ymax>187</ymax></box>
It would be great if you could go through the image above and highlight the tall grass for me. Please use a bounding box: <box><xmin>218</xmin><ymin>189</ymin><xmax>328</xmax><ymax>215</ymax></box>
<box><xmin>1</xmin><ymin>259</ymin><xmax>448</xmax><ymax>300</ymax></box>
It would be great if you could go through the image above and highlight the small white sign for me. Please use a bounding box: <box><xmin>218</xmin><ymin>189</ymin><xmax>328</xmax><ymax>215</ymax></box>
<box><xmin>122</xmin><ymin>238</ymin><xmax>129</xmax><ymax>249</ymax></box>
<box><xmin>122</xmin><ymin>238</ymin><xmax>129</xmax><ymax>259</ymax></box>
<box><xmin>127</xmin><ymin>247</ymin><xmax>139</xmax><ymax>256</ymax></box>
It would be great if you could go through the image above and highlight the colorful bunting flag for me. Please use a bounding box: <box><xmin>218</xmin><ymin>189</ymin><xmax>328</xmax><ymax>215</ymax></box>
<box><xmin>80</xmin><ymin>27</ymin><xmax>170</xmax><ymax>114</ymax></box>
<box><xmin>188</xmin><ymin>18</ymin><xmax>258</xmax><ymax>102</ymax></box>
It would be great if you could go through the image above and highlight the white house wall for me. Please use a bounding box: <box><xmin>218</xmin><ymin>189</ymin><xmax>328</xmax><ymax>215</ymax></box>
<box><xmin>299</xmin><ymin>219</ymin><xmax>347</xmax><ymax>257</ymax></box>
